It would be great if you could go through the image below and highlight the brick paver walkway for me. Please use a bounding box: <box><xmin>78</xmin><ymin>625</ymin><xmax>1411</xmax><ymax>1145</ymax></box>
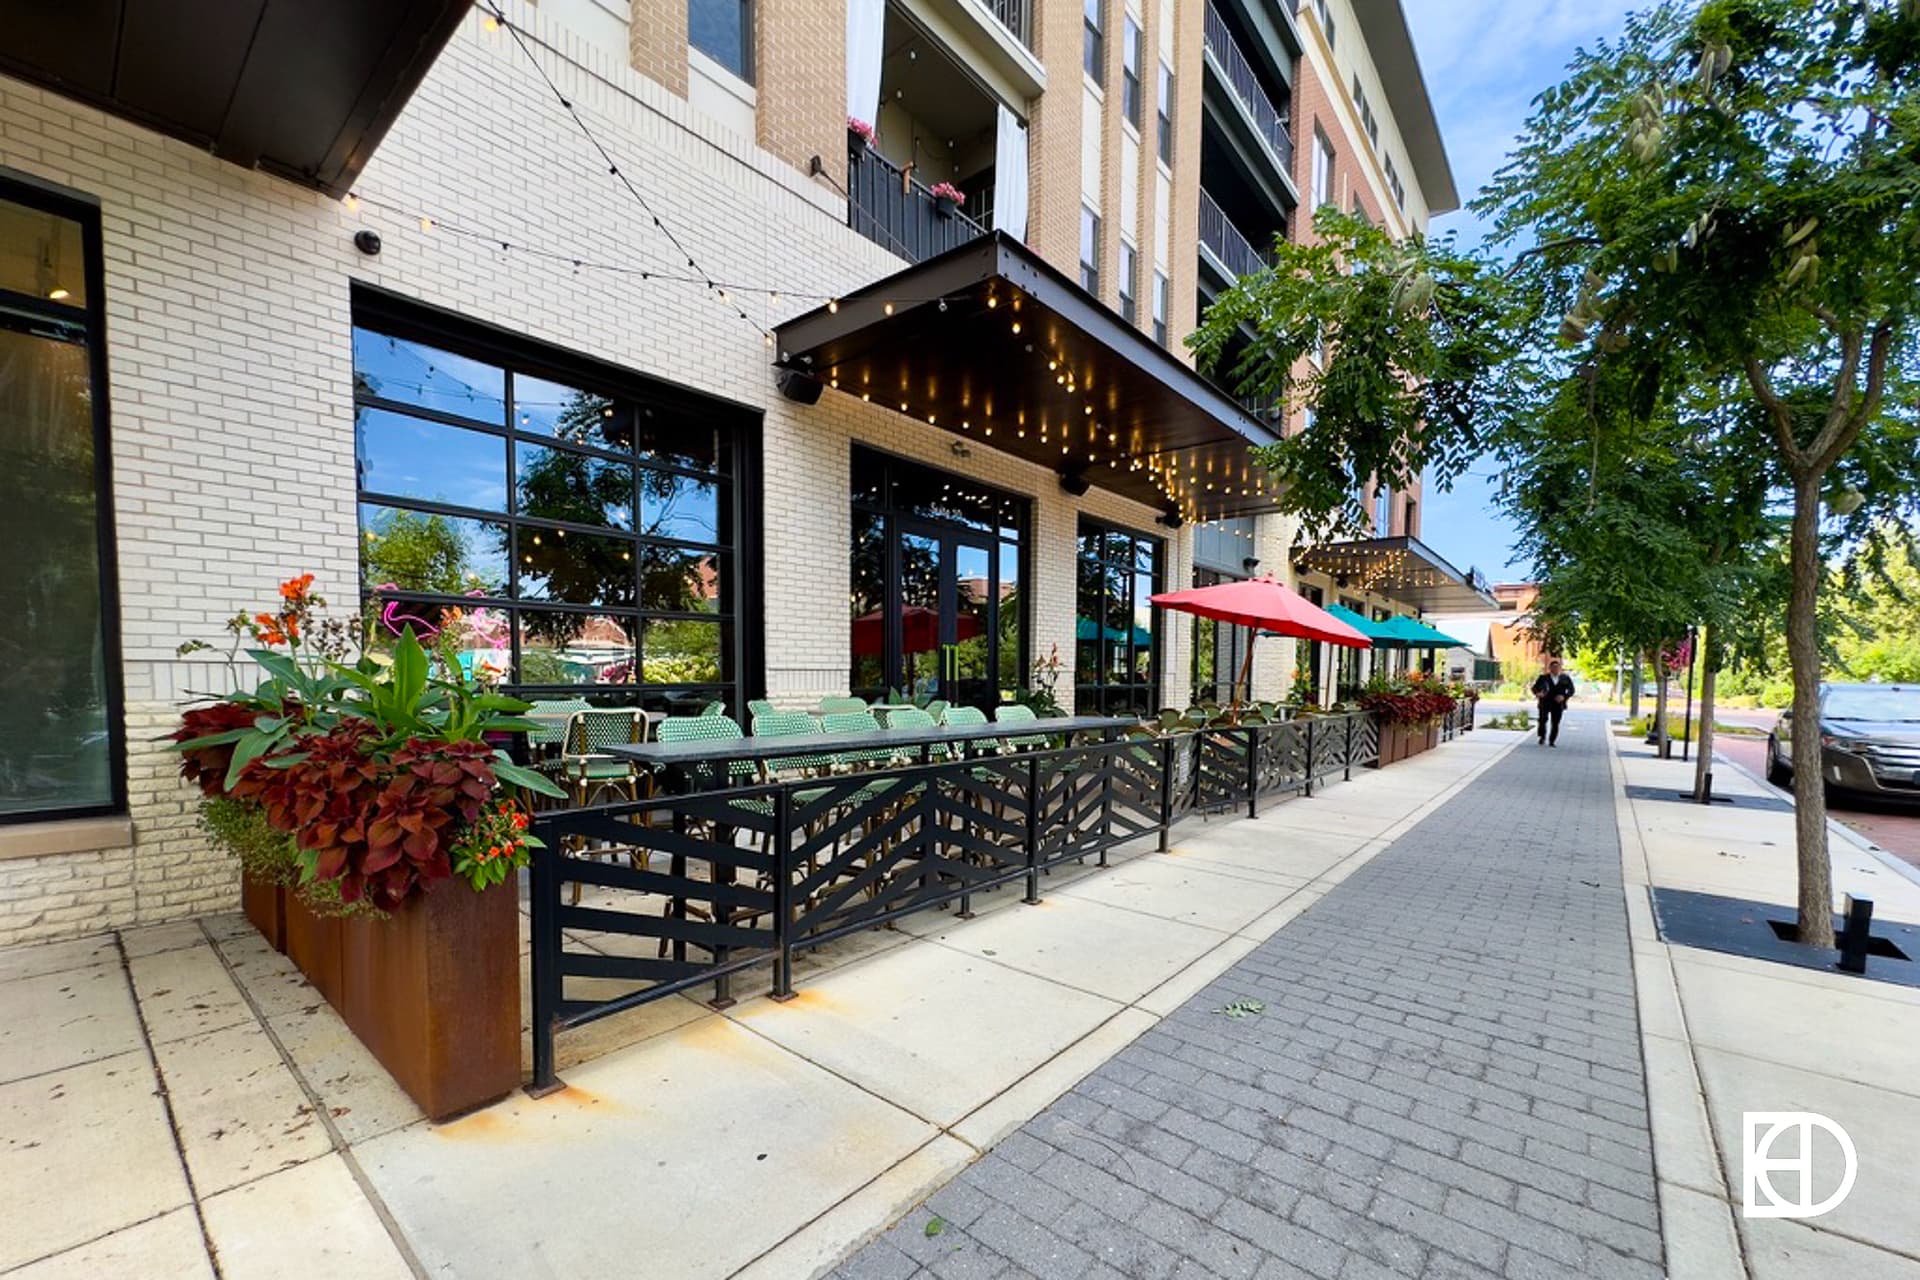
<box><xmin>835</xmin><ymin>715</ymin><xmax>1661</xmax><ymax>1280</ymax></box>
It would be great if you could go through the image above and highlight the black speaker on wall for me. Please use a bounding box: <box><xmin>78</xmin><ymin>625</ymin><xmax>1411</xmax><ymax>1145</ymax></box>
<box><xmin>776</xmin><ymin>369</ymin><xmax>823</xmax><ymax>404</ymax></box>
<box><xmin>1059</xmin><ymin>470</ymin><xmax>1090</xmax><ymax>497</ymax></box>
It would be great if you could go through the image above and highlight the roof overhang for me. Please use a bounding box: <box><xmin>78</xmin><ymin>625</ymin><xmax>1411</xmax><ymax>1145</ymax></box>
<box><xmin>774</xmin><ymin>232</ymin><xmax>1285</xmax><ymax>522</ymax></box>
<box><xmin>1293</xmin><ymin>535</ymin><xmax>1495</xmax><ymax>612</ymax></box>
<box><xmin>0</xmin><ymin>0</ymin><xmax>471</xmax><ymax>198</ymax></box>
<box><xmin>1350</xmin><ymin>0</ymin><xmax>1458</xmax><ymax>214</ymax></box>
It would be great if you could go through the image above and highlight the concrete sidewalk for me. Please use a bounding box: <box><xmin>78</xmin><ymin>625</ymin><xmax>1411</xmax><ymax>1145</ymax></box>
<box><xmin>1615</xmin><ymin>731</ymin><xmax>1920</xmax><ymax>1279</ymax></box>
<box><xmin>838</xmin><ymin>709</ymin><xmax>1661</xmax><ymax>1280</ymax></box>
<box><xmin>0</xmin><ymin>730</ymin><xmax>1516</xmax><ymax>1280</ymax></box>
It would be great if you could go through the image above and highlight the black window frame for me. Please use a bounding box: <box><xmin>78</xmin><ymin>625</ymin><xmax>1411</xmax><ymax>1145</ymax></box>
<box><xmin>0</xmin><ymin>172</ymin><xmax>125</xmax><ymax>825</ymax></box>
<box><xmin>848</xmin><ymin>445</ymin><xmax>1030</xmax><ymax>704</ymax></box>
<box><xmin>1316</xmin><ymin>0</ymin><xmax>1336</xmax><ymax>52</ymax></box>
<box><xmin>1156</xmin><ymin>62</ymin><xmax>1175</xmax><ymax>162</ymax></box>
<box><xmin>350</xmin><ymin>288</ymin><xmax>763</xmax><ymax>717</ymax></box>
<box><xmin>1079</xmin><ymin>205</ymin><xmax>1102</xmax><ymax>295</ymax></box>
<box><xmin>689</xmin><ymin>0</ymin><xmax>755</xmax><ymax>83</ymax></box>
<box><xmin>1118</xmin><ymin>241</ymin><xmax>1138</xmax><ymax>325</ymax></box>
<box><xmin>1152</xmin><ymin>270</ymin><xmax>1169</xmax><ymax>347</ymax></box>
<box><xmin>1083</xmin><ymin>0</ymin><xmax>1105</xmax><ymax>84</ymax></box>
<box><xmin>1121</xmin><ymin>16</ymin><xmax>1143</xmax><ymax>127</ymax></box>
<box><xmin>1074</xmin><ymin>517</ymin><xmax>1163</xmax><ymax>716</ymax></box>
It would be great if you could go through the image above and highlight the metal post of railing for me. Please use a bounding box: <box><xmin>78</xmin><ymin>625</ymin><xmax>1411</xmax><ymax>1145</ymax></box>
<box><xmin>1023</xmin><ymin>754</ymin><xmax>1042</xmax><ymax>904</ymax></box>
<box><xmin>1245</xmin><ymin>726</ymin><xmax>1260</xmax><ymax>819</ymax></box>
<box><xmin>526</xmin><ymin>835</ymin><xmax>563</xmax><ymax>1097</ymax></box>
<box><xmin>1098</xmin><ymin>736</ymin><xmax>1115</xmax><ymax>867</ymax></box>
<box><xmin>1344</xmin><ymin>713</ymin><xmax>1354</xmax><ymax>781</ymax></box>
<box><xmin>1157</xmin><ymin>736</ymin><xmax>1175</xmax><ymax>851</ymax></box>
<box><xmin>1304</xmin><ymin>719</ymin><xmax>1316</xmax><ymax>797</ymax></box>
<box><xmin>770</xmin><ymin>787</ymin><xmax>796</xmax><ymax>1002</ymax></box>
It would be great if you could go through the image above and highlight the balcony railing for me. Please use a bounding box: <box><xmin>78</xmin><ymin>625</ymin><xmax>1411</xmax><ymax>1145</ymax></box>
<box><xmin>1199</xmin><ymin>188</ymin><xmax>1274</xmax><ymax>281</ymax></box>
<box><xmin>1203</xmin><ymin>1</ymin><xmax>1295</xmax><ymax>174</ymax></box>
<box><xmin>981</xmin><ymin>0</ymin><xmax>1030</xmax><ymax>49</ymax></box>
<box><xmin>848</xmin><ymin>143</ymin><xmax>989</xmax><ymax>264</ymax></box>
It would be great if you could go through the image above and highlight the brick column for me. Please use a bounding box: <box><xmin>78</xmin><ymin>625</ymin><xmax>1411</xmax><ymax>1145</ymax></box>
<box><xmin>756</xmin><ymin>0</ymin><xmax>846</xmax><ymax>178</ymax></box>
<box><xmin>627</xmin><ymin>0</ymin><xmax>688</xmax><ymax>95</ymax></box>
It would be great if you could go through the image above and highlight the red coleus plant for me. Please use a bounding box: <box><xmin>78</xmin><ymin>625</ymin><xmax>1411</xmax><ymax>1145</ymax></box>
<box><xmin>175</xmin><ymin>701</ymin><xmax>264</xmax><ymax>797</ymax></box>
<box><xmin>233</xmin><ymin>726</ymin><xmax>499</xmax><ymax>911</ymax></box>
<box><xmin>1358</xmin><ymin>682</ymin><xmax>1458</xmax><ymax>725</ymax></box>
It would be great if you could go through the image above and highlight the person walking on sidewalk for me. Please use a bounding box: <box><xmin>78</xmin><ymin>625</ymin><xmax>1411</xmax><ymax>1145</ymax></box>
<box><xmin>1533</xmin><ymin>658</ymin><xmax>1574</xmax><ymax>746</ymax></box>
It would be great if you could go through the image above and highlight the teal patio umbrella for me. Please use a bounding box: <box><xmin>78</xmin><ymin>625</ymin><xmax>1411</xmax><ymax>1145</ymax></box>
<box><xmin>1375</xmin><ymin>615</ymin><xmax>1467</xmax><ymax>648</ymax></box>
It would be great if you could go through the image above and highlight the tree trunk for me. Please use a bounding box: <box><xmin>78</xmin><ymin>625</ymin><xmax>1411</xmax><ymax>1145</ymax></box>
<box><xmin>1692</xmin><ymin>624</ymin><xmax>1716</xmax><ymax>802</ymax></box>
<box><xmin>1629</xmin><ymin>654</ymin><xmax>1641</xmax><ymax>719</ymax></box>
<box><xmin>1653</xmin><ymin>654</ymin><xmax>1670</xmax><ymax>758</ymax></box>
<box><xmin>1787</xmin><ymin>474</ymin><xmax>1834</xmax><ymax>948</ymax></box>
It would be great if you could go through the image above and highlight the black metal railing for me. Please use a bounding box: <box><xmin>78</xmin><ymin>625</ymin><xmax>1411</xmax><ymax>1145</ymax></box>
<box><xmin>981</xmin><ymin>0</ymin><xmax>1030</xmax><ymax>48</ymax></box>
<box><xmin>1199</xmin><ymin>188</ymin><xmax>1274</xmax><ymax>281</ymax></box>
<box><xmin>1202</xmin><ymin>2</ymin><xmax>1295</xmax><ymax>174</ymax></box>
<box><xmin>528</xmin><ymin>710</ymin><xmax>1402</xmax><ymax>1089</ymax></box>
<box><xmin>848</xmin><ymin>144</ymin><xmax>989</xmax><ymax>264</ymax></box>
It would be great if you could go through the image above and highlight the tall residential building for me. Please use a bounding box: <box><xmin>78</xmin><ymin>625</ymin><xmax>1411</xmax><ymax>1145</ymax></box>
<box><xmin>0</xmin><ymin>0</ymin><xmax>1486</xmax><ymax>943</ymax></box>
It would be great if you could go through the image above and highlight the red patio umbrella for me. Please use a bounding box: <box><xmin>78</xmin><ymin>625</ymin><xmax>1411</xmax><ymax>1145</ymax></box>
<box><xmin>850</xmin><ymin>606</ymin><xmax>984</xmax><ymax>657</ymax></box>
<box><xmin>1149</xmin><ymin>576</ymin><xmax>1370</xmax><ymax>716</ymax></box>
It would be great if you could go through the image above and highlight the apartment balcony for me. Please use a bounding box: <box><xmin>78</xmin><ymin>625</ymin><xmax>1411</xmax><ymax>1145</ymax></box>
<box><xmin>1201</xmin><ymin>1</ymin><xmax>1299</xmax><ymax>212</ymax></box>
<box><xmin>848</xmin><ymin>142</ymin><xmax>990</xmax><ymax>264</ymax></box>
<box><xmin>1198</xmin><ymin>187</ymin><xmax>1274</xmax><ymax>284</ymax></box>
<box><xmin>980</xmin><ymin>0</ymin><xmax>1030</xmax><ymax>49</ymax></box>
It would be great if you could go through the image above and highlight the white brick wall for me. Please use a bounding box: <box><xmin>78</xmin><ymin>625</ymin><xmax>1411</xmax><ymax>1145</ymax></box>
<box><xmin>0</xmin><ymin>1</ymin><xmax>1196</xmax><ymax>945</ymax></box>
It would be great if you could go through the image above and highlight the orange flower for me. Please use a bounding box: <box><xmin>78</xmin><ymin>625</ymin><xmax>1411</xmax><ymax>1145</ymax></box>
<box><xmin>279</xmin><ymin>573</ymin><xmax>316</xmax><ymax>601</ymax></box>
<box><xmin>283</xmin><ymin>614</ymin><xmax>300</xmax><ymax>640</ymax></box>
<box><xmin>511</xmin><ymin>812</ymin><xmax>529</xmax><ymax>830</ymax></box>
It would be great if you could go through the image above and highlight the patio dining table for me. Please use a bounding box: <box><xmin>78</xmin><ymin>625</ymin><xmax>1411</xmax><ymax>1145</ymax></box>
<box><xmin>606</xmin><ymin>714</ymin><xmax>1141</xmax><ymax>790</ymax></box>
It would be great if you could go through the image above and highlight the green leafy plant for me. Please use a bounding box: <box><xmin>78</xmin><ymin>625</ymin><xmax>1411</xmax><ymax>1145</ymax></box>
<box><xmin>171</xmin><ymin>574</ymin><xmax>564</xmax><ymax>913</ymax></box>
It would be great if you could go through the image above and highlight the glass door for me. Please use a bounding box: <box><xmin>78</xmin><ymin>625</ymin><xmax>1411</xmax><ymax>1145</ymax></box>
<box><xmin>889</xmin><ymin>519</ymin><xmax>998</xmax><ymax>709</ymax></box>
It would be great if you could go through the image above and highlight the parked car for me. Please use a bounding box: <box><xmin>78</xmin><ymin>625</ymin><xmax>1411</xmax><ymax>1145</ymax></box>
<box><xmin>1766</xmin><ymin>682</ymin><xmax>1920</xmax><ymax>802</ymax></box>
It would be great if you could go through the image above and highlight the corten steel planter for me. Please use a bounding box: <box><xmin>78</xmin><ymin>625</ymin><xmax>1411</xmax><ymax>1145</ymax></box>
<box><xmin>241</xmin><ymin>875</ymin><xmax>286</xmax><ymax>953</ymax></box>
<box><xmin>283</xmin><ymin>892</ymin><xmax>345</xmax><ymax>1011</ymax></box>
<box><xmin>339</xmin><ymin>880</ymin><xmax>520</xmax><ymax>1121</ymax></box>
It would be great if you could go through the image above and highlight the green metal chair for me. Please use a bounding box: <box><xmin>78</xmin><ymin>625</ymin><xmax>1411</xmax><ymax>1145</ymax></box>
<box><xmin>746</xmin><ymin>698</ymin><xmax>778</xmax><ymax>723</ymax></box>
<box><xmin>655</xmin><ymin>713</ymin><xmax>758</xmax><ymax>791</ymax></box>
<box><xmin>993</xmin><ymin>703</ymin><xmax>1049</xmax><ymax>751</ymax></box>
<box><xmin>697</xmin><ymin>699</ymin><xmax>728</xmax><ymax>717</ymax></box>
<box><xmin>819</xmin><ymin>696</ymin><xmax>869</xmax><ymax>715</ymax></box>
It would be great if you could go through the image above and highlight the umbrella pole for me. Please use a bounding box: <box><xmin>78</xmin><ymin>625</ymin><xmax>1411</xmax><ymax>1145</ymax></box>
<box><xmin>1233</xmin><ymin>634</ymin><xmax>1256</xmax><ymax>722</ymax></box>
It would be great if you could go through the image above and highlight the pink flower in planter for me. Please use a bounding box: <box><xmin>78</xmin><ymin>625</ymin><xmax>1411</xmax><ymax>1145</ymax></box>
<box><xmin>930</xmin><ymin>182</ymin><xmax>966</xmax><ymax>205</ymax></box>
<box><xmin>848</xmin><ymin>117</ymin><xmax>876</xmax><ymax>145</ymax></box>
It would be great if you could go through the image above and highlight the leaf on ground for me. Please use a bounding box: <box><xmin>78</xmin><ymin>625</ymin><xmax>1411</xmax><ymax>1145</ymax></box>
<box><xmin>1217</xmin><ymin>1000</ymin><xmax>1266</xmax><ymax>1019</ymax></box>
<box><xmin>925</xmin><ymin>1216</ymin><xmax>946</xmax><ymax>1238</ymax></box>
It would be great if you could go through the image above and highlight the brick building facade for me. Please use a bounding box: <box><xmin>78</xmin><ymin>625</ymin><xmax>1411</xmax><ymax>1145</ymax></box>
<box><xmin>0</xmin><ymin>0</ymin><xmax>1475</xmax><ymax>944</ymax></box>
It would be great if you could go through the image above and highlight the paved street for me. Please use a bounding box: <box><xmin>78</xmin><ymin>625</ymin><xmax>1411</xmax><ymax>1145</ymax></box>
<box><xmin>838</xmin><ymin>713</ymin><xmax>1661</xmax><ymax>1280</ymax></box>
<box><xmin>1710</xmin><ymin>731</ymin><xmax>1920</xmax><ymax>873</ymax></box>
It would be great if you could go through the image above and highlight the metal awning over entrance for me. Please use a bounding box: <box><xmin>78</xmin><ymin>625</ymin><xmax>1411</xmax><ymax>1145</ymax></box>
<box><xmin>1293</xmin><ymin>536</ymin><xmax>1496</xmax><ymax>613</ymax></box>
<box><xmin>773</xmin><ymin>232</ymin><xmax>1283</xmax><ymax>522</ymax></box>
<box><xmin>0</xmin><ymin>0</ymin><xmax>470</xmax><ymax>197</ymax></box>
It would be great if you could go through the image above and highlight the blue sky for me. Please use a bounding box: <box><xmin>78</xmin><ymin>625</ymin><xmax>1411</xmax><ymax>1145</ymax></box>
<box><xmin>1402</xmin><ymin>0</ymin><xmax>1643</xmax><ymax>584</ymax></box>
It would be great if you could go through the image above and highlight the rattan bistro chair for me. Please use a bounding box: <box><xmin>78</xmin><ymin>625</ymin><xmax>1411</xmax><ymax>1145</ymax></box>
<box><xmin>992</xmin><ymin>703</ymin><xmax>1050</xmax><ymax>751</ymax></box>
<box><xmin>559</xmin><ymin>709</ymin><xmax>646</xmax><ymax>807</ymax></box>
<box><xmin>818</xmin><ymin>696</ymin><xmax>869</xmax><ymax>715</ymax></box>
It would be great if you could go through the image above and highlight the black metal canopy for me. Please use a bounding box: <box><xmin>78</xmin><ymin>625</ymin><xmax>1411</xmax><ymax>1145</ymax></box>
<box><xmin>0</xmin><ymin>0</ymin><xmax>471</xmax><ymax>197</ymax></box>
<box><xmin>1293</xmin><ymin>535</ymin><xmax>1496</xmax><ymax>613</ymax></box>
<box><xmin>773</xmin><ymin>232</ymin><xmax>1284</xmax><ymax>522</ymax></box>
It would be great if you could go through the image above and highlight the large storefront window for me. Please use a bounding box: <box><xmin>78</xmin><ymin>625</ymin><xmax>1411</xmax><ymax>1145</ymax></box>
<box><xmin>0</xmin><ymin>184</ymin><xmax>122</xmax><ymax>821</ymax></box>
<box><xmin>1190</xmin><ymin>518</ymin><xmax>1255</xmax><ymax>706</ymax></box>
<box><xmin>1075</xmin><ymin>519</ymin><xmax>1161</xmax><ymax>716</ymax></box>
<box><xmin>352</xmin><ymin>298</ymin><xmax>757</xmax><ymax>715</ymax></box>
<box><xmin>849</xmin><ymin>448</ymin><xmax>1026</xmax><ymax>708</ymax></box>
<box><xmin>1296</xmin><ymin>583</ymin><xmax>1324</xmax><ymax>705</ymax></box>
<box><xmin>1335</xmin><ymin>594</ymin><xmax>1367</xmax><ymax>700</ymax></box>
